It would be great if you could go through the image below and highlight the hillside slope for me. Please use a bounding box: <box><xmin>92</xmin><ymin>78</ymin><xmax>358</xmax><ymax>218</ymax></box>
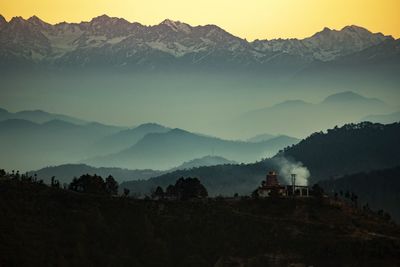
<box><xmin>1</xmin><ymin>179</ymin><xmax>399</xmax><ymax>267</ymax></box>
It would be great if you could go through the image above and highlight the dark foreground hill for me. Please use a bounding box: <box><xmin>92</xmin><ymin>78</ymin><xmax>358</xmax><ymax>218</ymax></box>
<box><xmin>1</xmin><ymin>179</ymin><xmax>400</xmax><ymax>267</ymax></box>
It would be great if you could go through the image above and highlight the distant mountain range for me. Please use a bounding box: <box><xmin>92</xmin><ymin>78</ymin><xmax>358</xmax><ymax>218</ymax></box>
<box><xmin>0</xmin><ymin>107</ymin><xmax>90</xmax><ymax>125</ymax></box>
<box><xmin>362</xmin><ymin>111</ymin><xmax>400</xmax><ymax>124</ymax></box>
<box><xmin>237</xmin><ymin>91</ymin><xmax>392</xmax><ymax>137</ymax></box>
<box><xmin>0</xmin><ymin>107</ymin><xmax>299</xmax><ymax>171</ymax></box>
<box><xmin>247</xmin><ymin>133</ymin><xmax>281</xmax><ymax>143</ymax></box>
<box><xmin>0</xmin><ymin>118</ymin><xmax>124</xmax><ymax>170</ymax></box>
<box><xmin>1</xmin><ymin>89</ymin><xmax>396</xmax><ymax>171</ymax></box>
<box><xmin>89</xmin><ymin>123</ymin><xmax>170</xmax><ymax>156</ymax></box>
<box><xmin>0</xmin><ymin>14</ymin><xmax>398</xmax><ymax>71</ymax></box>
<box><xmin>84</xmin><ymin>128</ymin><xmax>299</xmax><ymax>169</ymax></box>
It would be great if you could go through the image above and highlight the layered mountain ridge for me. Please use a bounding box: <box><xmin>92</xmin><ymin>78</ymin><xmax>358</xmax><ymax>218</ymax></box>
<box><xmin>0</xmin><ymin>14</ymin><xmax>396</xmax><ymax>69</ymax></box>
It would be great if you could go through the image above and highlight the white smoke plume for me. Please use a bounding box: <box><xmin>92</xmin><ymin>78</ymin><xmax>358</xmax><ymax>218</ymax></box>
<box><xmin>273</xmin><ymin>157</ymin><xmax>310</xmax><ymax>186</ymax></box>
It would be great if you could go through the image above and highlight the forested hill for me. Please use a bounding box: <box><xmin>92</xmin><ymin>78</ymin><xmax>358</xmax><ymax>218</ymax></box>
<box><xmin>122</xmin><ymin>122</ymin><xmax>400</xmax><ymax>197</ymax></box>
<box><xmin>280</xmin><ymin>122</ymin><xmax>400</xmax><ymax>183</ymax></box>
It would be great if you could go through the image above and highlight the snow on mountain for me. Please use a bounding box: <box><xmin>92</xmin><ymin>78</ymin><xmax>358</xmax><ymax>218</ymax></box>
<box><xmin>253</xmin><ymin>25</ymin><xmax>392</xmax><ymax>62</ymax></box>
<box><xmin>0</xmin><ymin>15</ymin><xmax>395</xmax><ymax>68</ymax></box>
<box><xmin>159</xmin><ymin>19</ymin><xmax>192</xmax><ymax>34</ymax></box>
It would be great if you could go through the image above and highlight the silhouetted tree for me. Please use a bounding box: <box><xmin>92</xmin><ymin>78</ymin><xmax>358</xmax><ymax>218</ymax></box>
<box><xmin>69</xmin><ymin>177</ymin><xmax>79</xmax><ymax>191</ymax></box>
<box><xmin>68</xmin><ymin>174</ymin><xmax>106</xmax><ymax>194</ymax></box>
<box><xmin>0</xmin><ymin>169</ymin><xmax>6</xmax><ymax>177</ymax></box>
<box><xmin>51</xmin><ymin>176</ymin><xmax>60</xmax><ymax>188</ymax></box>
<box><xmin>165</xmin><ymin>185</ymin><xmax>176</xmax><ymax>198</ymax></box>
<box><xmin>166</xmin><ymin>177</ymin><xmax>208</xmax><ymax>200</ymax></box>
<box><xmin>350</xmin><ymin>192</ymin><xmax>358</xmax><ymax>207</ymax></box>
<box><xmin>123</xmin><ymin>188</ymin><xmax>130</xmax><ymax>197</ymax></box>
<box><xmin>251</xmin><ymin>189</ymin><xmax>259</xmax><ymax>199</ymax></box>
<box><xmin>152</xmin><ymin>186</ymin><xmax>164</xmax><ymax>199</ymax></box>
<box><xmin>105</xmin><ymin>175</ymin><xmax>118</xmax><ymax>195</ymax></box>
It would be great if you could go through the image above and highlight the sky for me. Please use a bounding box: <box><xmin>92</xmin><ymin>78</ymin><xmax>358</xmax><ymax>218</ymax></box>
<box><xmin>1</xmin><ymin>0</ymin><xmax>399</xmax><ymax>40</ymax></box>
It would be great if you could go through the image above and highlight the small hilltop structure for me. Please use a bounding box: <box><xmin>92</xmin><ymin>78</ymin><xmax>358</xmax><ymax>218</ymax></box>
<box><xmin>255</xmin><ymin>171</ymin><xmax>309</xmax><ymax>197</ymax></box>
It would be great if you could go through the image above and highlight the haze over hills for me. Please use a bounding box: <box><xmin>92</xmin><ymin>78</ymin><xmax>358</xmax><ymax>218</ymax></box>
<box><xmin>247</xmin><ymin>133</ymin><xmax>279</xmax><ymax>143</ymax></box>
<box><xmin>0</xmin><ymin>119</ymin><xmax>124</xmax><ymax>170</ymax></box>
<box><xmin>0</xmin><ymin>107</ymin><xmax>90</xmax><ymax>125</ymax></box>
<box><xmin>236</xmin><ymin>91</ymin><xmax>392</xmax><ymax>137</ymax></box>
<box><xmin>362</xmin><ymin>111</ymin><xmax>400</xmax><ymax>124</ymax></box>
<box><xmin>89</xmin><ymin>123</ymin><xmax>170</xmax><ymax>156</ymax></box>
<box><xmin>1</xmin><ymin>89</ymin><xmax>396</xmax><ymax>172</ymax></box>
<box><xmin>84</xmin><ymin>128</ymin><xmax>299</xmax><ymax>169</ymax></box>
<box><xmin>0</xmin><ymin>118</ymin><xmax>172</xmax><ymax>171</ymax></box>
<box><xmin>0</xmin><ymin>107</ymin><xmax>299</xmax><ymax>172</ymax></box>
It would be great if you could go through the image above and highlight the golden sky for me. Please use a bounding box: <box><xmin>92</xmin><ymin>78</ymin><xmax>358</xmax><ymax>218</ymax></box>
<box><xmin>1</xmin><ymin>0</ymin><xmax>399</xmax><ymax>40</ymax></box>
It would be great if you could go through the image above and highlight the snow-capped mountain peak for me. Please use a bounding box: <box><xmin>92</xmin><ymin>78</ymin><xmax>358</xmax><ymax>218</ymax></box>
<box><xmin>0</xmin><ymin>15</ymin><xmax>397</xmax><ymax>69</ymax></box>
<box><xmin>159</xmin><ymin>19</ymin><xmax>192</xmax><ymax>33</ymax></box>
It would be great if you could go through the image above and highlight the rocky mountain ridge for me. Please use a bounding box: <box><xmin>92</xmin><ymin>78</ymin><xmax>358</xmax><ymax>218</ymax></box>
<box><xmin>0</xmin><ymin>14</ymin><xmax>395</xmax><ymax>69</ymax></box>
